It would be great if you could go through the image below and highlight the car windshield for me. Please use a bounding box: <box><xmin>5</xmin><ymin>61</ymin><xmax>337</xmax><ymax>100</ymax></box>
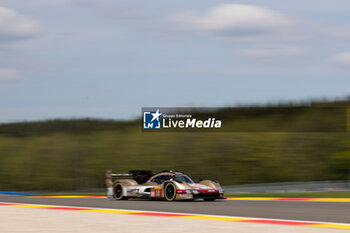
<box><xmin>172</xmin><ymin>174</ymin><xmax>194</xmax><ymax>183</ymax></box>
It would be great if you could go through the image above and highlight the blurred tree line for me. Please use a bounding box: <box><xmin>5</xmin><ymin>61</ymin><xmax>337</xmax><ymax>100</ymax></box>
<box><xmin>0</xmin><ymin>100</ymin><xmax>349</xmax><ymax>191</ymax></box>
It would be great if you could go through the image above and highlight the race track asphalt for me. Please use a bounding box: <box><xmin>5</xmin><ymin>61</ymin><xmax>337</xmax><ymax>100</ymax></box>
<box><xmin>0</xmin><ymin>195</ymin><xmax>349</xmax><ymax>223</ymax></box>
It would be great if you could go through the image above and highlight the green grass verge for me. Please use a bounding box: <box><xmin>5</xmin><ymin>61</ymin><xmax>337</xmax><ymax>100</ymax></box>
<box><xmin>225</xmin><ymin>191</ymin><xmax>350</xmax><ymax>198</ymax></box>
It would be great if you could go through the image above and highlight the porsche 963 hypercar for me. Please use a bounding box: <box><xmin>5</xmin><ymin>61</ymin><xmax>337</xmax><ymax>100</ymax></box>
<box><xmin>106</xmin><ymin>170</ymin><xmax>224</xmax><ymax>201</ymax></box>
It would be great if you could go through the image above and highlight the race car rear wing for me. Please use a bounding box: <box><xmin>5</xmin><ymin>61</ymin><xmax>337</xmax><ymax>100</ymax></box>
<box><xmin>111</xmin><ymin>173</ymin><xmax>133</xmax><ymax>177</ymax></box>
<box><xmin>108</xmin><ymin>170</ymin><xmax>153</xmax><ymax>184</ymax></box>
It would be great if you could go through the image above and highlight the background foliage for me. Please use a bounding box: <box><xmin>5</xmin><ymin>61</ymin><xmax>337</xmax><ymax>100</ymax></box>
<box><xmin>0</xmin><ymin>100</ymin><xmax>349</xmax><ymax>191</ymax></box>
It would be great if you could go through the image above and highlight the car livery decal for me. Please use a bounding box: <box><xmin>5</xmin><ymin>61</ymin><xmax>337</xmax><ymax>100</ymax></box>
<box><xmin>154</xmin><ymin>187</ymin><xmax>161</xmax><ymax>198</ymax></box>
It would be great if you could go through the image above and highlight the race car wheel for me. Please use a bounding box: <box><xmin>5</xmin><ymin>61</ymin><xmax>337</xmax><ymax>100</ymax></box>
<box><xmin>204</xmin><ymin>198</ymin><xmax>216</xmax><ymax>201</ymax></box>
<box><xmin>164</xmin><ymin>183</ymin><xmax>176</xmax><ymax>201</ymax></box>
<box><xmin>114</xmin><ymin>183</ymin><xmax>128</xmax><ymax>200</ymax></box>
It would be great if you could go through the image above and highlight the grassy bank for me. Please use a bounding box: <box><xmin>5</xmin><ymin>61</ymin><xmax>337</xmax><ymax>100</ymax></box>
<box><xmin>0</xmin><ymin>100</ymin><xmax>349</xmax><ymax>191</ymax></box>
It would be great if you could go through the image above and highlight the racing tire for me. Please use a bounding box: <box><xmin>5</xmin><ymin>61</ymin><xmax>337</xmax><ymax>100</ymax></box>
<box><xmin>114</xmin><ymin>183</ymin><xmax>128</xmax><ymax>200</ymax></box>
<box><xmin>203</xmin><ymin>198</ymin><xmax>216</xmax><ymax>201</ymax></box>
<box><xmin>164</xmin><ymin>183</ymin><xmax>177</xmax><ymax>201</ymax></box>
